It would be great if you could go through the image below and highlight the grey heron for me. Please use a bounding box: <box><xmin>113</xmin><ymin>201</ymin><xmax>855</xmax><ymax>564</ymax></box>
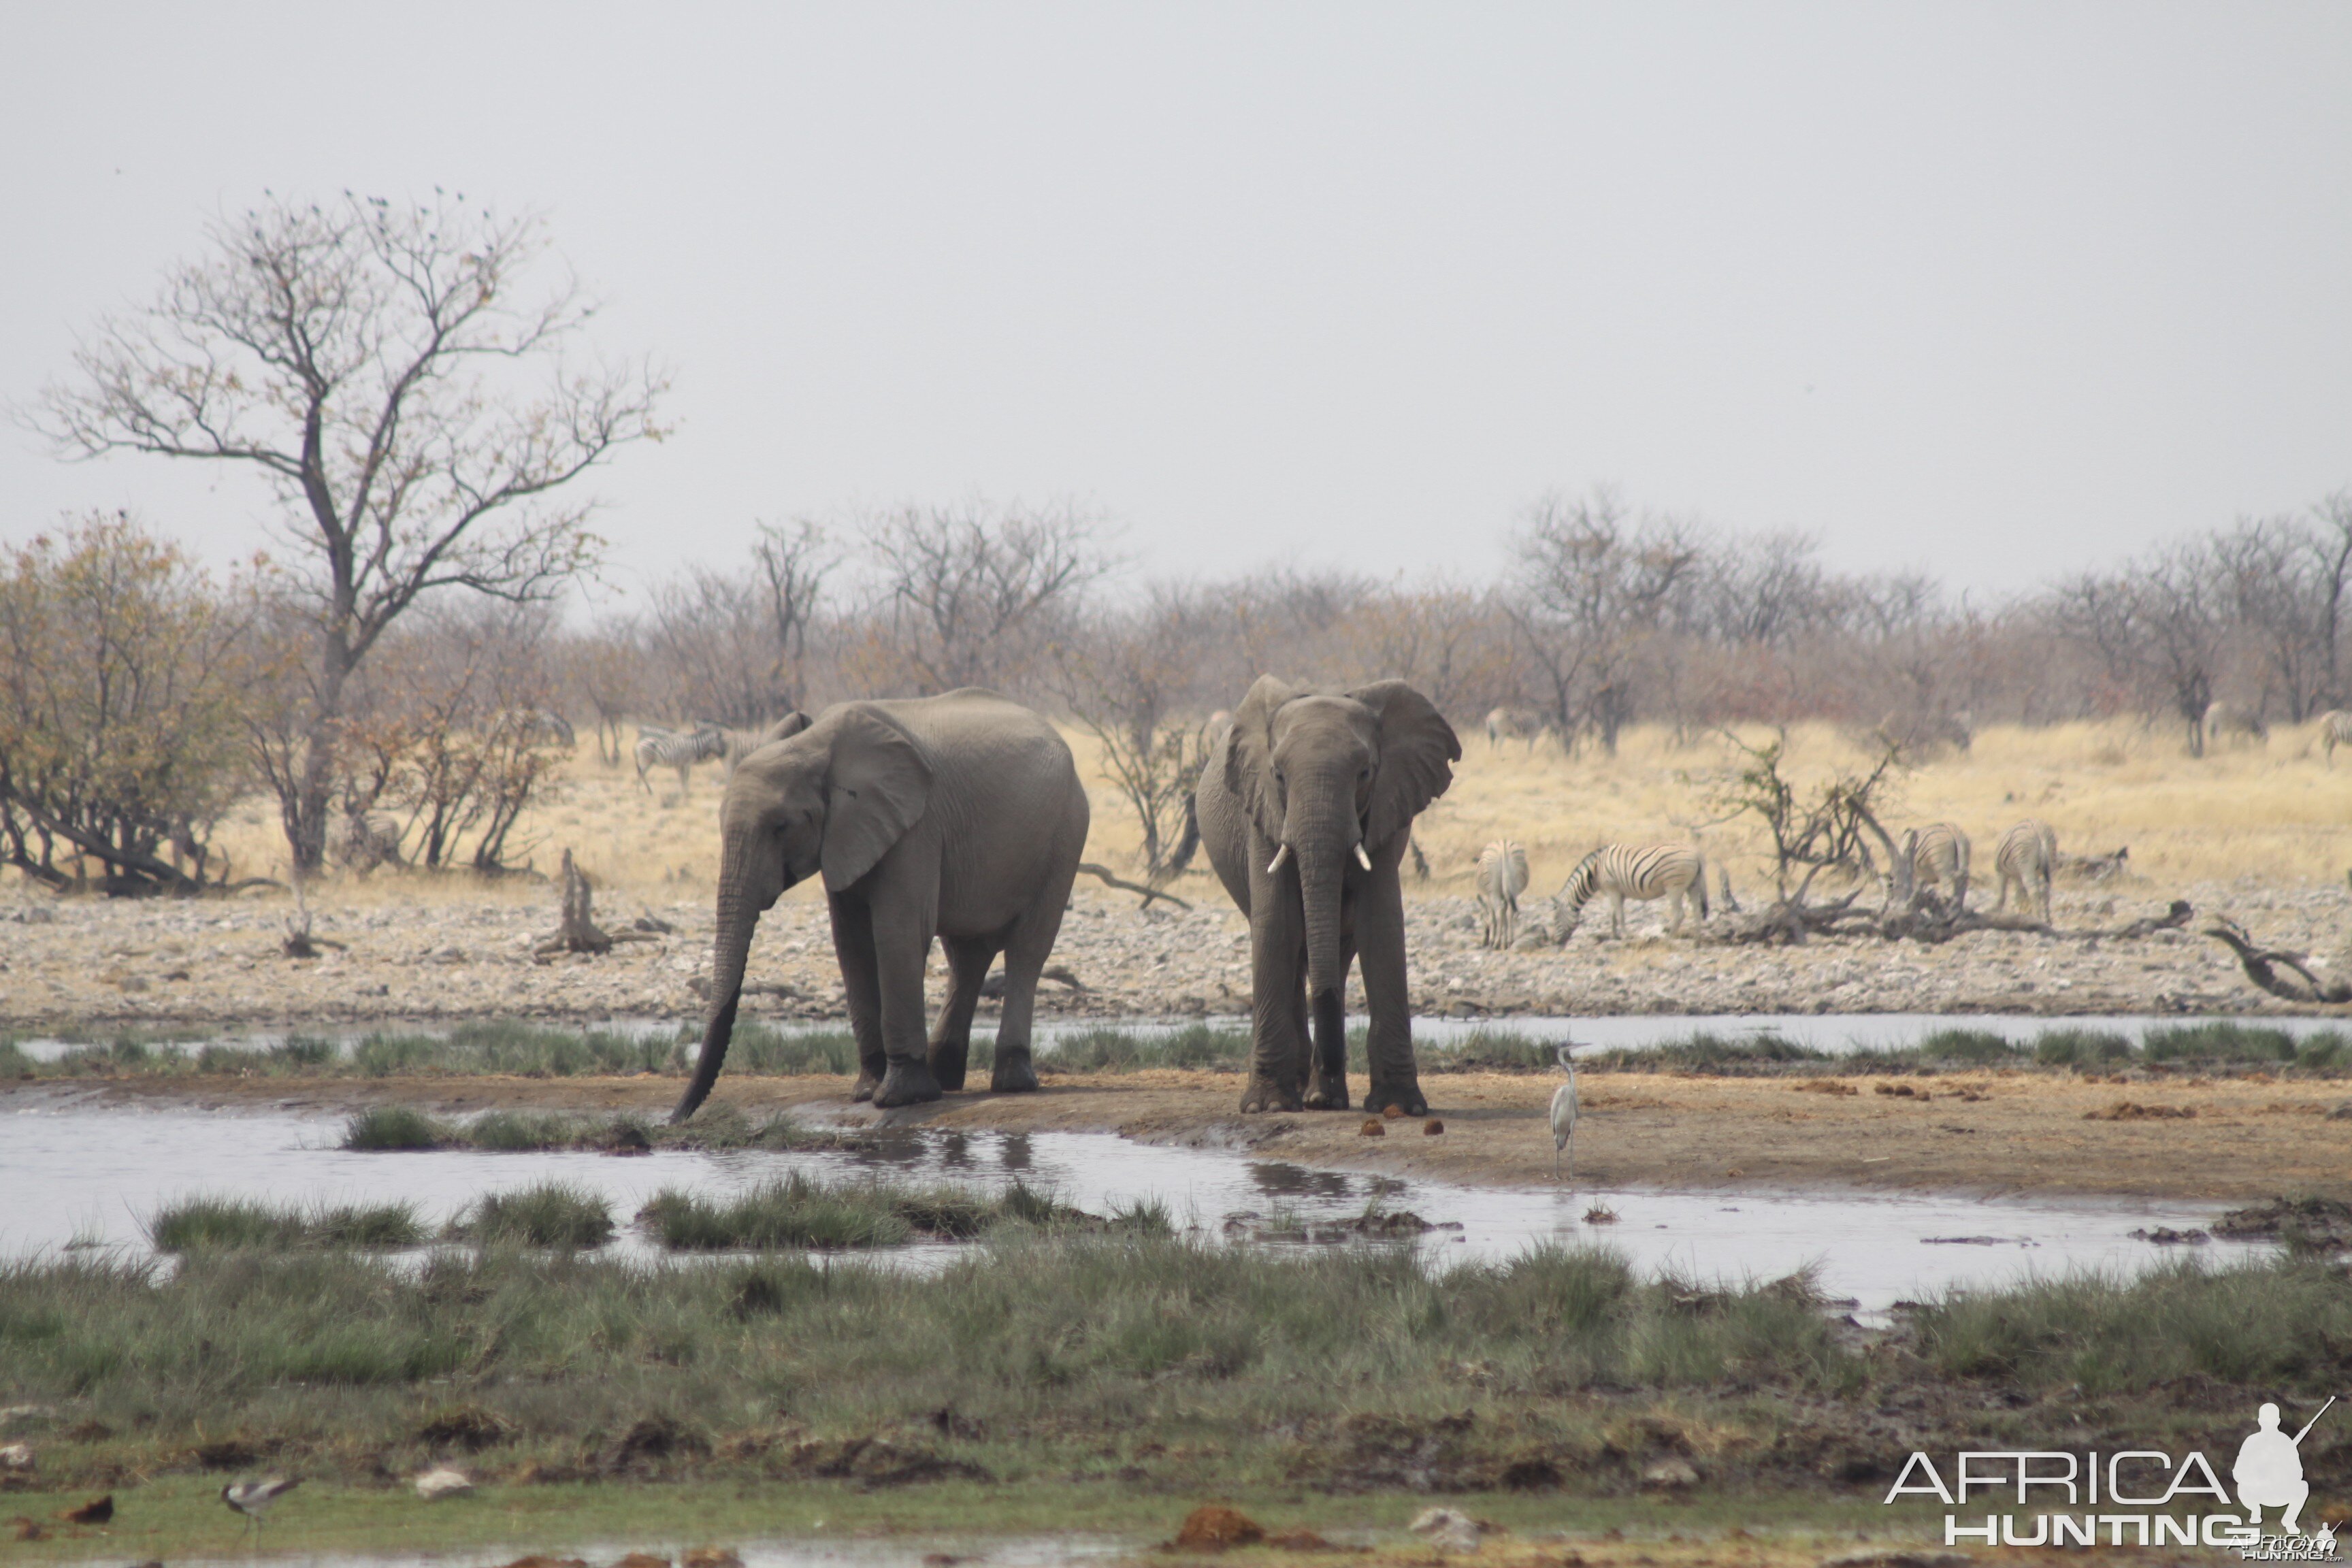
<box><xmin>1550</xmin><ymin>1041</ymin><xmax>1580</xmax><ymax>1181</ymax></box>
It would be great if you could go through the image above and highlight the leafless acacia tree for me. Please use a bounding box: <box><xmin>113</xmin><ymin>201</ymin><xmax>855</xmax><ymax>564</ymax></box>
<box><xmin>27</xmin><ymin>193</ymin><xmax>663</xmax><ymax>868</ymax></box>
<box><xmin>1055</xmin><ymin>587</ymin><xmax>1220</xmax><ymax>874</ymax></box>
<box><xmin>855</xmin><ymin>500</ymin><xmax>1116</xmax><ymax>695</ymax></box>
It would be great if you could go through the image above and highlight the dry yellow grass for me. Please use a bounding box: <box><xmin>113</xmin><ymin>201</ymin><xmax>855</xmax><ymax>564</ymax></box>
<box><xmin>167</xmin><ymin>713</ymin><xmax>2352</xmax><ymax>915</ymax></box>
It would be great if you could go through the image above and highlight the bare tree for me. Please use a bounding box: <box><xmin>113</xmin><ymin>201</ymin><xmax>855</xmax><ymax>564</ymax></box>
<box><xmin>643</xmin><ymin>566</ymin><xmax>788</xmax><ymax>728</ymax></box>
<box><xmin>2214</xmin><ymin>515</ymin><xmax>2332</xmax><ymax>721</ymax></box>
<box><xmin>2051</xmin><ymin>541</ymin><xmax>2225</xmax><ymax>753</ymax></box>
<box><xmin>1055</xmin><ymin>587</ymin><xmax>1218</xmax><ymax>874</ymax></box>
<box><xmin>751</xmin><ymin>519</ymin><xmax>835</xmax><ymax>710</ymax></box>
<box><xmin>855</xmin><ymin>500</ymin><xmax>1116</xmax><ymax>696</ymax></box>
<box><xmin>27</xmin><ymin>193</ymin><xmax>664</xmax><ymax>868</ymax></box>
<box><xmin>1506</xmin><ymin>487</ymin><xmax>1703</xmax><ymax>752</ymax></box>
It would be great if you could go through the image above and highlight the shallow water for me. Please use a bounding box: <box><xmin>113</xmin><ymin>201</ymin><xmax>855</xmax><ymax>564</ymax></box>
<box><xmin>1</xmin><ymin>1096</ymin><xmax>2261</xmax><ymax>1316</ymax></box>
<box><xmin>14</xmin><ymin>1009</ymin><xmax>2338</xmax><ymax>1064</ymax></box>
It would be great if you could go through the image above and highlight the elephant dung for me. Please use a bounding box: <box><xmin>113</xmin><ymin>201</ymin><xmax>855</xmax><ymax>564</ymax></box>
<box><xmin>1171</xmin><ymin>1505</ymin><xmax>1265</xmax><ymax>1551</ymax></box>
<box><xmin>1358</xmin><ymin>1118</ymin><xmax>1386</xmax><ymax>1137</ymax></box>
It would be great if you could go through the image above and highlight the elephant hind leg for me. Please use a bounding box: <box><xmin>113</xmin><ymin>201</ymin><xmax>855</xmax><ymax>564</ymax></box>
<box><xmin>990</xmin><ymin>866</ymin><xmax>1079</xmax><ymax>1095</ymax></box>
<box><xmin>929</xmin><ymin>934</ymin><xmax>1000</xmax><ymax>1092</ymax></box>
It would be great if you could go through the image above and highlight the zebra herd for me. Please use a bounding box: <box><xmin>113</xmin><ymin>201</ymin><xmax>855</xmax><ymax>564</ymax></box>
<box><xmin>1471</xmin><ymin>817</ymin><xmax>2064</xmax><ymax>949</ymax></box>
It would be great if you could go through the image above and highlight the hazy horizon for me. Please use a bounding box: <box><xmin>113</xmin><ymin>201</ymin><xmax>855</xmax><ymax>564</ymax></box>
<box><xmin>4</xmin><ymin>3</ymin><xmax>2348</xmax><ymax>607</ymax></box>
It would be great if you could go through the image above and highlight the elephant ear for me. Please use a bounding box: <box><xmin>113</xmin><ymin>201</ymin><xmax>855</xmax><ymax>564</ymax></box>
<box><xmin>1225</xmin><ymin>674</ymin><xmax>1298</xmax><ymax>844</ymax></box>
<box><xmin>819</xmin><ymin>706</ymin><xmax>934</xmax><ymax>892</ymax></box>
<box><xmin>758</xmin><ymin>710</ymin><xmax>813</xmax><ymax>747</ymax></box>
<box><xmin>1350</xmin><ymin>680</ymin><xmax>1460</xmax><ymax>851</ymax></box>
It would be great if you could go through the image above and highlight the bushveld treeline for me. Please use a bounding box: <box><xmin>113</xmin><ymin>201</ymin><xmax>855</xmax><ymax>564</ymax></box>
<box><xmin>5</xmin><ymin>488</ymin><xmax>2349</xmax><ymax>894</ymax></box>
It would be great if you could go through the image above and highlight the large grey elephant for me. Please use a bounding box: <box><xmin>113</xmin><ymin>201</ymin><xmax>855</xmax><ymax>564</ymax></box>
<box><xmin>672</xmin><ymin>690</ymin><xmax>1090</xmax><ymax>1120</ymax></box>
<box><xmin>1194</xmin><ymin>676</ymin><xmax>1459</xmax><ymax>1115</ymax></box>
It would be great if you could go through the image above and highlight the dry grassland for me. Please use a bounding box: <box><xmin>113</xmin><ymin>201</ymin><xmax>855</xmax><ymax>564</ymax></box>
<box><xmin>177</xmin><ymin>714</ymin><xmax>2352</xmax><ymax>910</ymax></box>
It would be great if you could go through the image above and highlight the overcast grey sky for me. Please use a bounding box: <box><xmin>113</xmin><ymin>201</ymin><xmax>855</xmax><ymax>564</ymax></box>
<box><xmin>4</xmin><ymin>3</ymin><xmax>2347</xmax><ymax>603</ymax></box>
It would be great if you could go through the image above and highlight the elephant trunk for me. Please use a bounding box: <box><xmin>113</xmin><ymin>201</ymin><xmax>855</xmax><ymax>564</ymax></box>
<box><xmin>1293</xmin><ymin>809</ymin><xmax>1353</xmax><ymax>1084</ymax></box>
<box><xmin>672</xmin><ymin>870</ymin><xmax>757</xmax><ymax>1123</ymax></box>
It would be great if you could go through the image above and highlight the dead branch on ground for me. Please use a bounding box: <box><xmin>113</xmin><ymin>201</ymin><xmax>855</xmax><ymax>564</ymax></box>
<box><xmin>534</xmin><ymin>849</ymin><xmax>659</xmax><ymax>958</ymax></box>
<box><xmin>1077</xmin><ymin>862</ymin><xmax>1192</xmax><ymax>911</ymax></box>
<box><xmin>2203</xmin><ymin>917</ymin><xmax>2352</xmax><ymax>1004</ymax></box>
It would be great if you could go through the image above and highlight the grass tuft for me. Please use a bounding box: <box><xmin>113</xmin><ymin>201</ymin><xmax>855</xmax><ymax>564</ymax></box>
<box><xmin>449</xmin><ymin>1182</ymin><xmax>615</xmax><ymax>1249</ymax></box>
<box><xmin>149</xmin><ymin>1196</ymin><xmax>425</xmax><ymax>1252</ymax></box>
<box><xmin>635</xmin><ymin>1175</ymin><xmax>1090</xmax><ymax>1250</ymax></box>
<box><xmin>343</xmin><ymin>1104</ymin><xmax>449</xmax><ymax>1149</ymax></box>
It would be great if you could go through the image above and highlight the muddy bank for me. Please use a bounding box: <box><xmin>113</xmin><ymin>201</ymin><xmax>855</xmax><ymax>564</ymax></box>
<box><xmin>32</xmin><ymin>1060</ymin><xmax>2352</xmax><ymax>1203</ymax></box>
<box><xmin>3</xmin><ymin>876</ymin><xmax>2347</xmax><ymax>1030</ymax></box>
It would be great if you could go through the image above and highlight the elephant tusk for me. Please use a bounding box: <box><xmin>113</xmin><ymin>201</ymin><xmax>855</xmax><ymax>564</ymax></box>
<box><xmin>1266</xmin><ymin>845</ymin><xmax>1291</xmax><ymax>875</ymax></box>
<box><xmin>1354</xmin><ymin>843</ymin><xmax>1373</xmax><ymax>870</ymax></box>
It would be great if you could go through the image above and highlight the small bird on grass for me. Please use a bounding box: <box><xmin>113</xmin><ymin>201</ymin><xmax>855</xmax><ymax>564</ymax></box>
<box><xmin>1550</xmin><ymin>1041</ymin><xmax>1581</xmax><ymax>1182</ymax></box>
<box><xmin>220</xmin><ymin>1477</ymin><xmax>299</xmax><ymax>1538</ymax></box>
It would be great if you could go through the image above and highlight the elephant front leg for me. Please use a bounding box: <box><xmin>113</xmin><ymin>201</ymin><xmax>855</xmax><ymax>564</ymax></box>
<box><xmin>868</xmin><ymin>902</ymin><xmax>943</xmax><ymax>1109</ymax></box>
<box><xmin>1304</xmin><ymin>926</ymin><xmax>1356</xmax><ymax>1111</ymax></box>
<box><xmin>1239</xmin><ymin>892</ymin><xmax>1307</xmax><ymax>1113</ymax></box>
<box><xmin>1355</xmin><ymin>856</ymin><xmax>1428</xmax><ymax>1117</ymax></box>
<box><xmin>829</xmin><ymin>893</ymin><xmax>889</xmax><ymax>1102</ymax></box>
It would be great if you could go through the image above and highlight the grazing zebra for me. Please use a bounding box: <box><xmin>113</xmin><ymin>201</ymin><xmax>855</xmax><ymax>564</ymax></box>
<box><xmin>495</xmin><ymin>708</ymin><xmax>575</xmax><ymax>749</ymax></box>
<box><xmin>2202</xmin><ymin>700</ymin><xmax>2268</xmax><ymax>750</ymax></box>
<box><xmin>1552</xmin><ymin>843</ymin><xmax>1709</xmax><ymax>938</ymax></box>
<box><xmin>329</xmin><ymin>809</ymin><xmax>405</xmax><ymax>875</ymax></box>
<box><xmin>2318</xmin><ymin>710</ymin><xmax>2352</xmax><ymax>766</ymax></box>
<box><xmin>1484</xmin><ymin>706</ymin><xmax>1546</xmax><ymax>753</ymax></box>
<box><xmin>1993</xmin><ymin>819</ymin><xmax>2059</xmax><ymax>924</ymax></box>
<box><xmin>1474</xmin><ymin>839</ymin><xmax>1531</xmax><ymax>949</ymax></box>
<box><xmin>633</xmin><ymin>723</ymin><xmax>725</xmax><ymax>794</ymax></box>
<box><xmin>1897</xmin><ymin>822</ymin><xmax>1972</xmax><ymax>908</ymax></box>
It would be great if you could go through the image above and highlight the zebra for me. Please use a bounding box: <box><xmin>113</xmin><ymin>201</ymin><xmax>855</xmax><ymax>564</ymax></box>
<box><xmin>329</xmin><ymin>808</ymin><xmax>405</xmax><ymax>876</ymax></box>
<box><xmin>1993</xmin><ymin>819</ymin><xmax>2059</xmax><ymax>924</ymax></box>
<box><xmin>495</xmin><ymin>708</ymin><xmax>575</xmax><ymax>749</ymax></box>
<box><xmin>2202</xmin><ymin>700</ymin><xmax>2268</xmax><ymax>750</ymax></box>
<box><xmin>633</xmin><ymin>723</ymin><xmax>725</xmax><ymax>795</ymax></box>
<box><xmin>1484</xmin><ymin>706</ymin><xmax>1547</xmax><ymax>753</ymax></box>
<box><xmin>717</xmin><ymin>711</ymin><xmax>814</xmax><ymax>781</ymax></box>
<box><xmin>1551</xmin><ymin>843</ymin><xmax>1709</xmax><ymax>939</ymax></box>
<box><xmin>1474</xmin><ymin>839</ymin><xmax>1531</xmax><ymax>949</ymax></box>
<box><xmin>2317</xmin><ymin>710</ymin><xmax>2352</xmax><ymax>766</ymax></box>
<box><xmin>1895</xmin><ymin>822</ymin><xmax>1972</xmax><ymax>909</ymax></box>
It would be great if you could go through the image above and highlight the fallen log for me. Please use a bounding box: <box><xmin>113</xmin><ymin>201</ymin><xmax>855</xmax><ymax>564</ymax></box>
<box><xmin>2203</xmin><ymin>916</ymin><xmax>2352</xmax><ymax>1004</ymax></box>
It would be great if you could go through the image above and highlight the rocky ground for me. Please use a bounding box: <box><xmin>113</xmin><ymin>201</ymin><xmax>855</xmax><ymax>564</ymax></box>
<box><xmin>0</xmin><ymin>871</ymin><xmax>2344</xmax><ymax>1032</ymax></box>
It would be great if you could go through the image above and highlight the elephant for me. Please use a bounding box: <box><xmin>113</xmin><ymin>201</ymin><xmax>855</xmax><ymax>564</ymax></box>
<box><xmin>1194</xmin><ymin>676</ymin><xmax>1460</xmax><ymax>1115</ymax></box>
<box><xmin>671</xmin><ymin>689</ymin><xmax>1090</xmax><ymax>1121</ymax></box>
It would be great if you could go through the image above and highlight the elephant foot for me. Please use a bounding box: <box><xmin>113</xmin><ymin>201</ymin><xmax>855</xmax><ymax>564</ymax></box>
<box><xmin>851</xmin><ymin>1072</ymin><xmax>880</xmax><ymax>1103</ymax></box>
<box><xmin>1239</xmin><ymin>1077</ymin><xmax>1304</xmax><ymax>1113</ymax></box>
<box><xmin>1365</xmin><ymin>1081</ymin><xmax>1428</xmax><ymax>1117</ymax></box>
<box><xmin>872</xmin><ymin>1060</ymin><xmax>944</xmax><ymax>1109</ymax></box>
<box><xmin>1303</xmin><ymin>1074</ymin><xmax>1352</xmax><ymax>1111</ymax></box>
<box><xmin>928</xmin><ymin>1041</ymin><xmax>970</xmax><ymax>1093</ymax></box>
<box><xmin>990</xmin><ymin>1046</ymin><xmax>1039</xmax><ymax>1094</ymax></box>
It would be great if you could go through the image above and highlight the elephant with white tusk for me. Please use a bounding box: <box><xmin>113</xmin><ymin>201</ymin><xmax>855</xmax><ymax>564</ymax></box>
<box><xmin>1193</xmin><ymin>676</ymin><xmax>1460</xmax><ymax>1115</ymax></box>
<box><xmin>672</xmin><ymin>690</ymin><xmax>1090</xmax><ymax>1121</ymax></box>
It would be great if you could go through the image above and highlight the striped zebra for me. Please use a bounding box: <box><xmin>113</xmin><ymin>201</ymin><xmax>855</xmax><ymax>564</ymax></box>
<box><xmin>1552</xmin><ymin>843</ymin><xmax>1709</xmax><ymax>938</ymax></box>
<box><xmin>1474</xmin><ymin>839</ymin><xmax>1531</xmax><ymax>949</ymax></box>
<box><xmin>633</xmin><ymin>723</ymin><xmax>725</xmax><ymax>794</ymax></box>
<box><xmin>1897</xmin><ymin>823</ymin><xmax>1972</xmax><ymax>909</ymax></box>
<box><xmin>329</xmin><ymin>808</ymin><xmax>405</xmax><ymax>875</ymax></box>
<box><xmin>2202</xmin><ymin>700</ymin><xmax>2268</xmax><ymax>750</ymax></box>
<box><xmin>717</xmin><ymin>711</ymin><xmax>815</xmax><ymax>781</ymax></box>
<box><xmin>2318</xmin><ymin>710</ymin><xmax>2352</xmax><ymax>766</ymax></box>
<box><xmin>1993</xmin><ymin>819</ymin><xmax>2059</xmax><ymax>924</ymax></box>
<box><xmin>1484</xmin><ymin>706</ymin><xmax>1546</xmax><ymax>753</ymax></box>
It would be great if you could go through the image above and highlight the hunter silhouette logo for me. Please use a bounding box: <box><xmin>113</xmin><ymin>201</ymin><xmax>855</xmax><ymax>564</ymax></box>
<box><xmin>2237</xmin><ymin>1398</ymin><xmax>2333</xmax><ymax>1537</ymax></box>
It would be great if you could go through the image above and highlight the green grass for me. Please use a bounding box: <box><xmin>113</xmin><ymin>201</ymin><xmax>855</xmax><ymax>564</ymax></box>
<box><xmin>3</xmin><ymin>1235</ymin><xmax>2337</xmax><ymax>1505</ymax></box>
<box><xmin>635</xmin><ymin>1175</ymin><xmax>1098</xmax><ymax>1250</ymax></box>
<box><xmin>340</xmin><ymin>1103</ymin><xmax>821</xmax><ymax>1152</ymax></box>
<box><xmin>446</xmin><ymin>1182</ymin><xmax>615</xmax><ymax>1248</ymax></box>
<box><xmin>147</xmin><ymin>1196</ymin><xmax>426</xmax><ymax>1252</ymax></box>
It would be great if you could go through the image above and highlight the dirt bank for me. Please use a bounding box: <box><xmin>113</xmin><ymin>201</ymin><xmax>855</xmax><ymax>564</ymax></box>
<box><xmin>41</xmin><ymin>1060</ymin><xmax>2352</xmax><ymax>1203</ymax></box>
<box><xmin>3</xmin><ymin>875</ymin><xmax>2347</xmax><ymax>1030</ymax></box>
